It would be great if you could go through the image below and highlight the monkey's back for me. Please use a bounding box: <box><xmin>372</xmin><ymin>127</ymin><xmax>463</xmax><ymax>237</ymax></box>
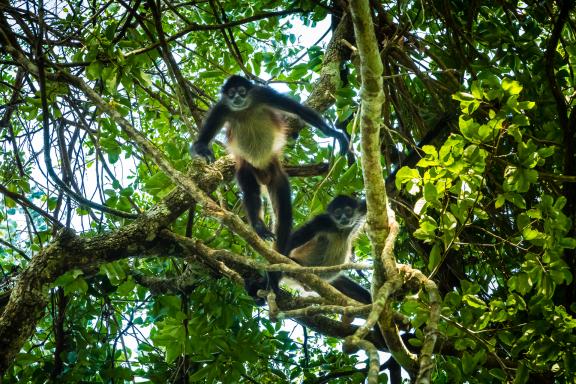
<box><xmin>225</xmin><ymin>106</ymin><xmax>287</xmax><ymax>169</ymax></box>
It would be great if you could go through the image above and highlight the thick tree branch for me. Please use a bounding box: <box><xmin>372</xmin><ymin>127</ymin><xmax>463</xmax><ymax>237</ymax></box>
<box><xmin>0</xmin><ymin>155</ymin><xmax>228</xmax><ymax>373</ymax></box>
<box><xmin>402</xmin><ymin>266</ymin><xmax>441</xmax><ymax>383</ymax></box>
<box><xmin>348</xmin><ymin>1</ymin><xmax>388</xmax><ymax>264</ymax></box>
<box><xmin>348</xmin><ymin>2</ymin><xmax>398</xmax><ymax>379</ymax></box>
<box><xmin>349</xmin><ymin>2</ymin><xmax>438</xmax><ymax>381</ymax></box>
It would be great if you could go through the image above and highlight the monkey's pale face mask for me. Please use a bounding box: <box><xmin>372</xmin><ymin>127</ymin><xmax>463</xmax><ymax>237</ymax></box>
<box><xmin>330</xmin><ymin>206</ymin><xmax>363</xmax><ymax>229</ymax></box>
<box><xmin>224</xmin><ymin>86</ymin><xmax>249</xmax><ymax>111</ymax></box>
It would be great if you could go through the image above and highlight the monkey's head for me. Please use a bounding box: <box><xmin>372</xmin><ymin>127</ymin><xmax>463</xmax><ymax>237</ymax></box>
<box><xmin>221</xmin><ymin>75</ymin><xmax>253</xmax><ymax>111</ymax></box>
<box><xmin>326</xmin><ymin>195</ymin><xmax>367</xmax><ymax>229</ymax></box>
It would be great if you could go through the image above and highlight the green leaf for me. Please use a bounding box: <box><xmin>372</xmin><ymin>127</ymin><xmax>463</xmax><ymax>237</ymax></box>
<box><xmin>559</xmin><ymin>237</ymin><xmax>576</xmax><ymax>249</ymax></box>
<box><xmin>462</xmin><ymin>294</ymin><xmax>487</xmax><ymax>309</ymax></box>
<box><xmin>452</xmin><ymin>92</ymin><xmax>476</xmax><ymax>101</ymax></box>
<box><xmin>455</xmin><ymin>338</ymin><xmax>476</xmax><ymax>351</ymax></box>
<box><xmin>423</xmin><ymin>181</ymin><xmax>439</xmax><ymax>203</ymax></box>
<box><xmin>54</xmin><ymin>269</ymin><xmax>88</xmax><ymax>295</ymax></box>
<box><xmin>537</xmin><ymin>275</ymin><xmax>555</xmax><ymax>299</ymax></box>
<box><xmin>440</xmin><ymin>211</ymin><xmax>457</xmax><ymax>231</ymax></box>
<box><xmin>513</xmin><ymin>362</ymin><xmax>529</xmax><ymax>384</ymax></box>
<box><xmin>117</xmin><ymin>196</ymin><xmax>132</xmax><ymax>211</ymax></box>
<box><xmin>428</xmin><ymin>242</ymin><xmax>442</xmax><ymax>272</ymax></box>
<box><xmin>66</xmin><ymin>351</ymin><xmax>78</xmax><ymax>363</ymax></box>
<box><xmin>517</xmin><ymin>100</ymin><xmax>535</xmax><ymax>110</ymax></box>
<box><xmin>100</xmin><ymin>261</ymin><xmax>126</xmax><ymax>285</ymax></box>
<box><xmin>117</xmin><ymin>278</ymin><xmax>136</xmax><ymax>295</ymax></box>
<box><xmin>522</xmin><ymin>226</ymin><xmax>542</xmax><ymax>241</ymax></box>
<box><xmin>86</xmin><ymin>61</ymin><xmax>102</xmax><ymax>80</ymax></box>
<box><xmin>502</xmin><ymin>77</ymin><xmax>523</xmax><ymax>95</ymax></box>
<box><xmin>459</xmin><ymin>116</ymin><xmax>481</xmax><ymax>141</ymax></box>
<box><xmin>477</xmin><ymin>72</ymin><xmax>501</xmax><ymax>88</ymax></box>
<box><xmin>105</xmin><ymin>68</ymin><xmax>119</xmax><ymax>92</ymax></box>
<box><xmin>395</xmin><ymin>167</ymin><xmax>421</xmax><ymax>195</ymax></box>
<box><xmin>47</xmin><ymin>196</ymin><xmax>59</xmax><ymax>211</ymax></box>
<box><xmin>509</xmin><ymin>272</ymin><xmax>532</xmax><ymax>295</ymax></box>
<box><xmin>505</xmin><ymin>192</ymin><xmax>526</xmax><ymax>209</ymax></box>
<box><xmin>444</xmin><ymin>291</ymin><xmax>461</xmax><ymax>308</ymax></box>
<box><xmin>470</xmin><ymin>81</ymin><xmax>483</xmax><ymax>99</ymax></box>
<box><xmin>120</xmin><ymin>186</ymin><xmax>134</xmax><ymax>197</ymax></box>
<box><xmin>144</xmin><ymin>171</ymin><xmax>173</xmax><ymax>196</ymax></box>
<box><xmin>395</xmin><ymin>167</ymin><xmax>420</xmax><ymax>187</ymax></box>
<box><xmin>461</xmin><ymin>351</ymin><xmax>476</xmax><ymax>375</ymax></box>
<box><xmin>497</xmin><ymin>331</ymin><xmax>514</xmax><ymax>346</ymax></box>
<box><xmin>504</xmin><ymin>166</ymin><xmax>538</xmax><ymax>193</ymax></box>
<box><xmin>413</xmin><ymin>216</ymin><xmax>438</xmax><ymax>242</ymax></box>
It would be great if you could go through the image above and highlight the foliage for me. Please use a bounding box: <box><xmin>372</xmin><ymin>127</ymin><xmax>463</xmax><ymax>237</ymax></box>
<box><xmin>398</xmin><ymin>75</ymin><xmax>575</xmax><ymax>382</ymax></box>
<box><xmin>1</xmin><ymin>0</ymin><xmax>576</xmax><ymax>383</ymax></box>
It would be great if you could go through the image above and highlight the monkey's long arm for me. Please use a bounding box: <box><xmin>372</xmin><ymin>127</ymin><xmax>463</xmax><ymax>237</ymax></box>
<box><xmin>253</xmin><ymin>87</ymin><xmax>351</xmax><ymax>156</ymax></box>
<box><xmin>288</xmin><ymin>214</ymin><xmax>337</xmax><ymax>250</ymax></box>
<box><xmin>190</xmin><ymin>102</ymin><xmax>229</xmax><ymax>161</ymax></box>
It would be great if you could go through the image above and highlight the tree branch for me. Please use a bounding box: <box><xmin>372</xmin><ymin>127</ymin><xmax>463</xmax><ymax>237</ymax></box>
<box><xmin>0</xmin><ymin>153</ymin><xmax>229</xmax><ymax>373</ymax></box>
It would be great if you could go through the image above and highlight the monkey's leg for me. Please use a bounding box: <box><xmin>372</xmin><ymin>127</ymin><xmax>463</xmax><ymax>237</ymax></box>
<box><xmin>236</xmin><ymin>161</ymin><xmax>275</xmax><ymax>240</ymax></box>
<box><xmin>267</xmin><ymin>167</ymin><xmax>292</xmax><ymax>255</ymax></box>
<box><xmin>262</xmin><ymin>160</ymin><xmax>292</xmax><ymax>293</ymax></box>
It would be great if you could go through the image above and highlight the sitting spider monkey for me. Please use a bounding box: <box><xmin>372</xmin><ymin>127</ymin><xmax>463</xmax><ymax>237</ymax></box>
<box><xmin>269</xmin><ymin>195</ymin><xmax>372</xmax><ymax>304</ymax></box>
<box><xmin>271</xmin><ymin>195</ymin><xmax>385</xmax><ymax>345</ymax></box>
<box><xmin>191</xmin><ymin>75</ymin><xmax>351</xmax><ymax>255</ymax></box>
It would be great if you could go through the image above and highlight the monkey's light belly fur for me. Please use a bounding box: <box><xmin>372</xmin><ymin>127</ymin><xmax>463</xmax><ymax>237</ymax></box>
<box><xmin>226</xmin><ymin>108</ymin><xmax>286</xmax><ymax>169</ymax></box>
<box><xmin>290</xmin><ymin>232</ymin><xmax>353</xmax><ymax>282</ymax></box>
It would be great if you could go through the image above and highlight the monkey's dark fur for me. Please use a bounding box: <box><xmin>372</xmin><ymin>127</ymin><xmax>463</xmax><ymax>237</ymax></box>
<box><xmin>191</xmin><ymin>75</ymin><xmax>350</xmax><ymax>255</ymax></box>
<box><xmin>268</xmin><ymin>195</ymin><xmax>370</xmax><ymax>301</ymax></box>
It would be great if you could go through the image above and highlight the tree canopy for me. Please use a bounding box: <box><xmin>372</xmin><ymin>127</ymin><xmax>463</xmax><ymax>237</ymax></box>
<box><xmin>1</xmin><ymin>0</ymin><xmax>576</xmax><ymax>383</ymax></box>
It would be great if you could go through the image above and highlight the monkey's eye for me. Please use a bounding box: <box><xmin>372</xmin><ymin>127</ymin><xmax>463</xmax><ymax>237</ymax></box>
<box><xmin>227</xmin><ymin>88</ymin><xmax>236</xmax><ymax>98</ymax></box>
<box><xmin>333</xmin><ymin>208</ymin><xmax>342</xmax><ymax>216</ymax></box>
<box><xmin>237</xmin><ymin>86</ymin><xmax>247</xmax><ymax>97</ymax></box>
<box><xmin>344</xmin><ymin>207</ymin><xmax>353</xmax><ymax>216</ymax></box>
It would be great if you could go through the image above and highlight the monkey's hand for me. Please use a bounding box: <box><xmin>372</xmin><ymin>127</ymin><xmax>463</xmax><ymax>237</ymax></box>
<box><xmin>253</xmin><ymin>221</ymin><xmax>275</xmax><ymax>241</ymax></box>
<box><xmin>190</xmin><ymin>142</ymin><xmax>215</xmax><ymax>163</ymax></box>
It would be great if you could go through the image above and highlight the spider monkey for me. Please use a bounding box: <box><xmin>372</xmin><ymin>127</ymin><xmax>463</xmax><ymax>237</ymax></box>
<box><xmin>191</xmin><ymin>75</ymin><xmax>351</xmax><ymax>254</ymax></box>
<box><xmin>269</xmin><ymin>195</ymin><xmax>372</xmax><ymax>304</ymax></box>
<box><xmin>271</xmin><ymin>195</ymin><xmax>385</xmax><ymax>345</ymax></box>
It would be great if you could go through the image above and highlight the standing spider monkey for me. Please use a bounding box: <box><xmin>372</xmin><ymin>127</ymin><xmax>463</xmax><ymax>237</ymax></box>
<box><xmin>191</xmin><ymin>75</ymin><xmax>351</xmax><ymax>255</ymax></box>
<box><xmin>269</xmin><ymin>195</ymin><xmax>372</xmax><ymax>303</ymax></box>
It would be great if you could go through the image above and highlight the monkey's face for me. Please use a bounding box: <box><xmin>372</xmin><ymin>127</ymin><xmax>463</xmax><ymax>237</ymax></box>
<box><xmin>329</xmin><ymin>204</ymin><xmax>365</xmax><ymax>229</ymax></box>
<box><xmin>223</xmin><ymin>85</ymin><xmax>250</xmax><ymax>111</ymax></box>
